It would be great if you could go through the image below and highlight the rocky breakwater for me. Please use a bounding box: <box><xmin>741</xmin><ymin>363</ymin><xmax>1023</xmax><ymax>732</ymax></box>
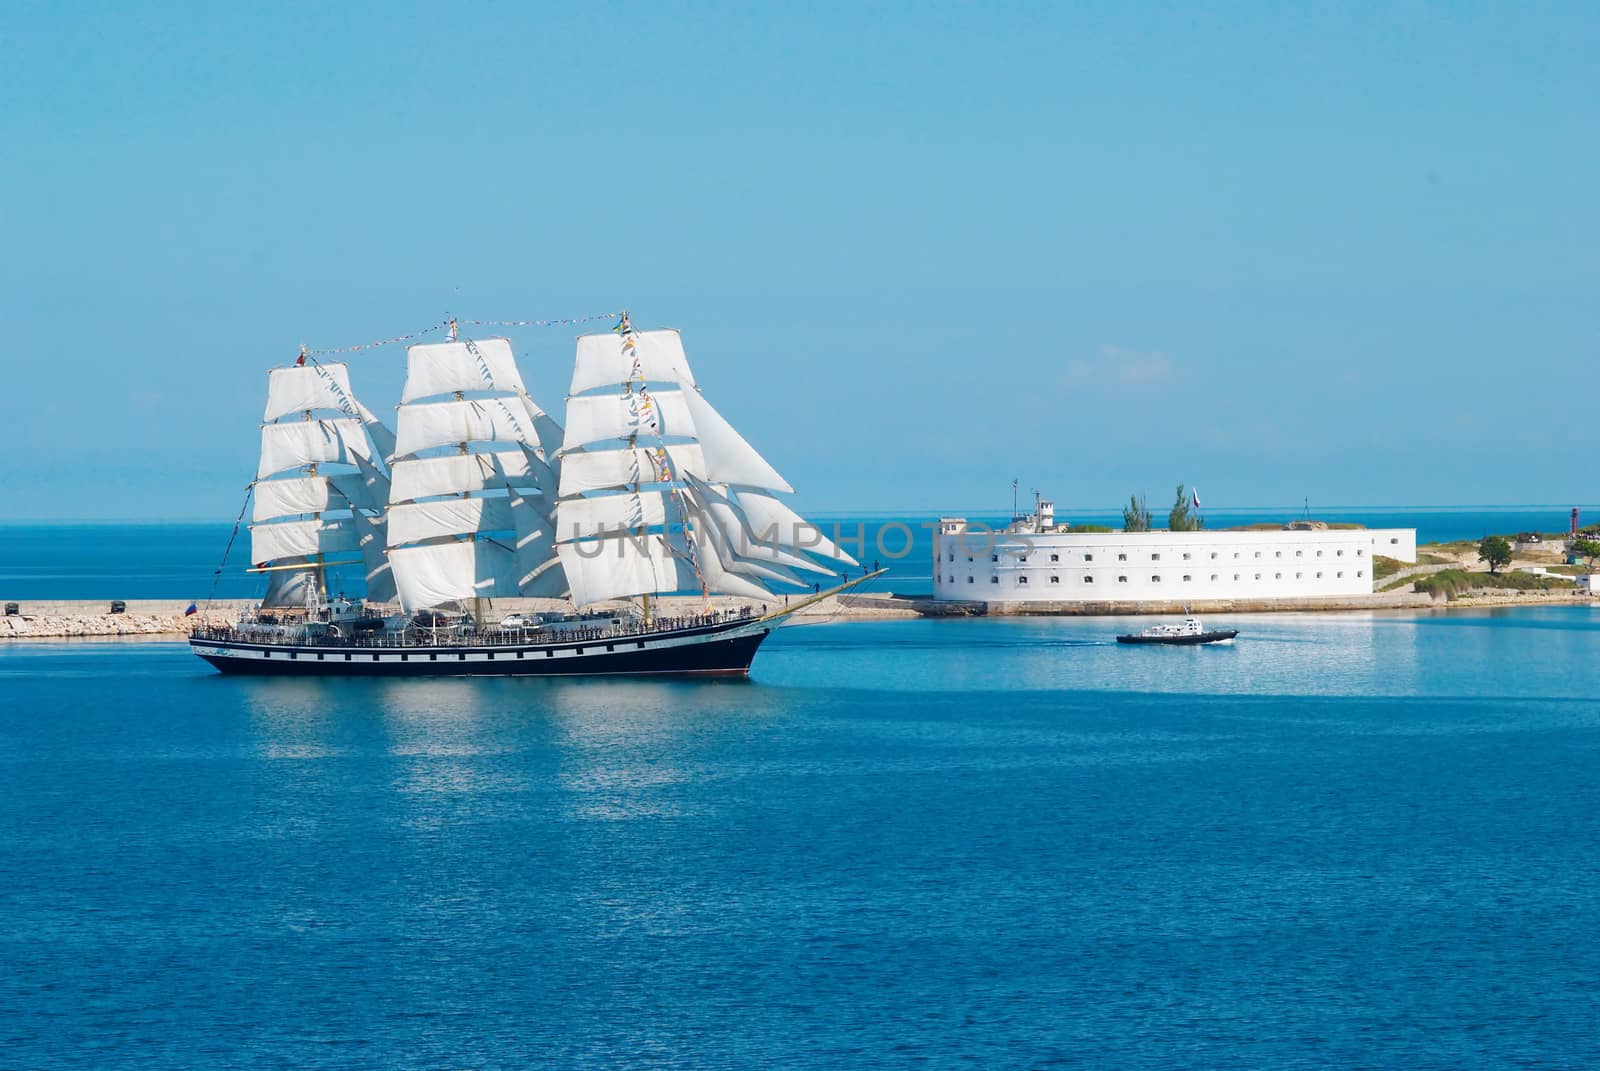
<box><xmin>1</xmin><ymin>601</ymin><xmax>249</xmax><ymax>639</ymax></box>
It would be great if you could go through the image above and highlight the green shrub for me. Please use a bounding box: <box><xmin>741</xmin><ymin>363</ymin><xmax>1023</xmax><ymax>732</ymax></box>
<box><xmin>1414</xmin><ymin>569</ymin><xmax>1571</xmax><ymax>600</ymax></box>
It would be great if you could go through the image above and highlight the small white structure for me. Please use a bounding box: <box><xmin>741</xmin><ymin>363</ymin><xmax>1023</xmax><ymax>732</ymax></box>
<box><xmin>933</xmin><ymin>502</ymin><xmax>1417</xmax><ymax>603</ymax></box>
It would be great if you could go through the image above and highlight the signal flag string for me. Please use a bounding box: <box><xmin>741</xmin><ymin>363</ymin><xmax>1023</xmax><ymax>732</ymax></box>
<box><xmin>304</xmin><ymin>311</ymin><xmax>622</xmax><ymax>356</ymax></box>
<box><xmin>204</xmin><ymin>483</ymin><xmax>255</xmax><ymax>611</ymax></box>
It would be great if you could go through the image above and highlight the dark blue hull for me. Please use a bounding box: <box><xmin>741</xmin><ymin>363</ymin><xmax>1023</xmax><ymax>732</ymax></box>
<box><xmin>189</xmin><ymin>620</ymin><xmax>771</xmax><ymax>677</ymax></box>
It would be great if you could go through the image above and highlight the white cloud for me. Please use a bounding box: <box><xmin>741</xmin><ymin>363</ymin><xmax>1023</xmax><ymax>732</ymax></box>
<box><xmin>1064</xmin><ymin>344</ymin><xmax>1176</xmax><ymax>389</ymax></box>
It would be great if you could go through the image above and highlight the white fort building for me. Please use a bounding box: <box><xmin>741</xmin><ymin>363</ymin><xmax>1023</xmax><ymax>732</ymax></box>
<box><xmin>933</xmin><ymin>498</ymin><xmax>1417</xmax><ymax>605</ymax></box>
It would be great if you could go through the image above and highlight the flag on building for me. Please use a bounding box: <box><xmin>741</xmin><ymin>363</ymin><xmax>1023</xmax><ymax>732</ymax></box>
<box><xmin>1192</xmin><ymin>488</ymin><xmax>1202</xmax><ymax>509</ymax></box>
<box><xmin>184</xmin><ymin>602</ymin><xmax>198</xmax><ymax>616</ymax></box>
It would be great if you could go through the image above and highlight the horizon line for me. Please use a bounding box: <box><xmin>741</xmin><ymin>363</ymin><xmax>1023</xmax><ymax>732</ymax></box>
<box><xmin>4</xmin><ymin>503</ymin><xmax>1598</xmax><ymax>527</ymax></box>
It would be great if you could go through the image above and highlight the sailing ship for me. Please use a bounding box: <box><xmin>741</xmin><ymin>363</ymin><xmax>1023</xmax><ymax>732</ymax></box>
<box><xmin>190</xmin><ymin>316</ymin><xmax>874</xmax><ymax>676</ymax></box>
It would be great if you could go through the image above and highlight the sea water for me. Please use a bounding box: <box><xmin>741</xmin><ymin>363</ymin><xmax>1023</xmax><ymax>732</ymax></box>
<box><xmin>3</xmin><ymin>608</ymin><xmax>1599</xmax><ymax>1068</ymax></box>
<box><xmin>0</xmin><ymin>507</ymin><xmax>1593</xmax><ymax>600</ymax></box>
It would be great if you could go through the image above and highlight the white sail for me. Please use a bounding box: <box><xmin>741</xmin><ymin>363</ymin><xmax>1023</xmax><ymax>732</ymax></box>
<box><xmin>251</xmin><ymin>362</ymin><xmax>399</xmax><ymax>605</ymax></box>
<box><xmin>263</xmin><ymin>363</ymin><xmax>358</xmax><ymax>422</ymax></box>
<box><xmin>355</xmin><ymin>400</ymin><xmax>398</xmax><ymax>461</ymax></box>
<box><xmin>257</xmin><ymin>419</ymin><xmax>371</xmax><ymax>480</ymax></box>
<box><xmin>387</xmin><ymin>539</ymin><xmax>522</xmax><ymax>608</ymax></box>
<box><xmin>510</xmin><ymin>490</ymin><xmax>566</xmax><ymax>597</ymax></box>
<box><xmin>569</xmin><ymin>330</ymin><xmax>697</xmax><ymax>396</ymax></box>
<box><xmin>555</xmin><ymin>490</ymin><xmax>673</xmax><ymax>545</ymax></box>
<box><xmin>554</xmin><ymin>324</ymin><xmax>833</xmax><ymax>606</ymax></box>
<box><xmin>690</xmin><ymin>489</ymin><xmax>836</xmax><ymax>577</ymax></box>
<box><xmin>556</xmin><ymin>531</ymin><xmax>700</xmax><ymax>608</ymax></box>
<box><xmin>250</xmin><ymin>516</ymin><xmax>360</xmax><ymax>565</ymax></box>
<box><xmin>254</xmin><ymin>466</ymin><xmax>386</xmax><ymax>522</ymax></box>
<box><xmin>393</xmin><ymin>397</ymin><xmax>538</xmax><ymax>459</ymax></box>
<box><xmin>517</xmin><ymin>391</ymin><xmax>566</xmax><ymax>461</ymax></box>
<box><xmin>384</xmin><ymin>336</ymin><xmax>566</xmax><ymax>610</ymax></box>
<box><xmin>680</xmin><ymin>516</ymin><xmax>781</xmax><ymax>601</ymax></box>
<box><xmin>253</xmin><ymin>476</ymin><xmax>336</xmax><ymax>522</ymax></box>
<box><xmin>353</xmin><ymin>512</ymin><xmax>397</xmax><ymax>604</ymax></box>
<box><xmin>676</xmin><ymin>383</ymin><xmax>793</xmax><ymax>494</ymax></box>
<box><xmin>562</xmin><ymin>391</ymin><xmax>695</xmax><ymax>450</ymax></box>
<box><xmin>336</xmin><ymin>454</ymin><xmax>392</xmax><ymax>512</ymax></box>
<box><xmin>557</xmin><ymin>524</ymin><xmax>771</xmax><ymax>607</ymax></box>
<box><xmin>731</xmin><ymin>487</ymin><xmax>857</xmax><ymax>566</ymax></box>
<box><xmin>400</xmin><ymin>338</ymin><xmax>528</xmax><ymax>403</ymax></box>
<box><xmin>262</xmin><ymin>564</ymin><xmax>320</xmax><ymax>608</ymax></box>
<box><xmin>390</xmin><ymin>449</ymin><xmax>546</xmax><ymax>504</ymax></box>
<box><xmin>387</xmin><ymin>496</ymin><xmax>517</xmax><ymax>547</ymax></box>
<box><xmin>558</xmin><ymin>444</ymin><xmax>705</xmax><ymax>497</ymax></box>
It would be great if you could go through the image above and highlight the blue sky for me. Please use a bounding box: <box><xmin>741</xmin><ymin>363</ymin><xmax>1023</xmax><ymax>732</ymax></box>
<box><xmin>2</xmin><ymin>2</ymin><xmax>1595</xmax><ymax>520</ymax></box>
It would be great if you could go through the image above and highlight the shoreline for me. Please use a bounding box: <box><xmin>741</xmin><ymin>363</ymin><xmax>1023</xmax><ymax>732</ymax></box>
<box><xmin>3</xmin><ymin>588</ymin><xmax>1595</xmax><ymax>640</ymax></box>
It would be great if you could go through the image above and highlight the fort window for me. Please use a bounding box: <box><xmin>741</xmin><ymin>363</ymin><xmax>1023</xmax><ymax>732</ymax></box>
<box><xmin>1275</xmin><ymin>551</ymin><xmax>1282</xmax><ymax>558</ymax></box>
<box><xmin>1152</xmin><ymin>553</ymin><xmax>1161</xmax><ymax>561</ymax></box>
<box><xmin>1296</xmin><ymin>550</ymin><xmax>1302</xmax><ymax>557</ymax></box>
<box><xmin>1233</xmin><ymin>573</ymin><xmax>1240</xmax><ymax>580</ymax></box>
<box><xmin>1317</xmin><ymin>550</ymin><xmax>1323</xmax><ymax>557</ymax></box>
<box><xmin>1182</xmin><ymin>553</ymin><xmax>1191</xmax><ymax>560</ymax></box>
<box><xmin>1337</xmin><ymin>571</ymin><xmax>1343</xmax><ymax>578</ymax></box>
<box><xmin>1183</xmin><ymin>574</ymin><xmax>1191</xmax><ymax>581</ymax></box>
<box><xmin>1084</xmin><ymin>576</ymin><xmax>1094</xmax><ymax>584</ymax></box>
<box><xmin>1118</xmin><ymin>576</ymin><xmax>1128</xmax><ymax>583</ymax></box>
<box><xmin>967</xmin><ymin>576</ymin><xmax>974</xmax><ymax>584</ymax></box>
<box><xmin>1357</xmin><ymin>549</ymin><xmax>1364</xmax><ymax>557</ymax></box>
<box><xmin>990</xmin><ymin>576</ymin><xmax>998</xmax><ymax>584</ymax></box>
<box><xmin>1316</xmin><ymin>572</ymin><xmax>1323</xmax><ymax>578</ymax></box>
<box><xmin>1050</xmin><ymin>576</ymin><xmax>1060</xmax><ymax>584</ymax></box>
<box><xmin>1018</xmin><ymin>576</ymin><xmax>1028</xmax><ymax>585</ymax></box>
<box><xmin>1084</xmin><ymin>553</ymin><xmax>1094</xmax><ymax>562</ymax></box>
<box><xmin>1117</xmin><ymin>553</ymin><xmax>1127</xmax><ymax>561</ymax></box>
<box><xmin>1254</xmin><ymin>573</ymin><xmax>1261</xmax><ymax>580</ymax></box>
<box><xmin>1275</xmin><ymin>573</ymin><xmax>1281</xmax><ymax>579</ymax></box>
<box><xmin>1050</xmin><ymin>553</ymin><xmax>1059</xmax><ymax>562</ymax></box>
<box><xmin>1020</xmin><ymin>555</ymin><xmax>1028</xmax><ymax>563</ymax></box>
<box><xmin>1337</xmin><ymin>549</ymin><xmax>1344</xmax><ymax>556</ymax></box>
<box><xmin>1210</xmin><ymin>574</ymin><xmax>1218</xmax><ymax>581</ymax></box>
<box><xmin>991</xmin><ymin>554</ymin><xmax>998</xmax><ymax>562</ymax></box>
<box><xmin>1151</xmin><ymin>575</ymin><xmax>1161</xmax><ymax>583</ymax></box>
<box><xmin>1390</xmin><ymin>538</ymin><xmax>1399</xmax><ymax>544</ymax></box>
<box><xmin>1357</xmin><ymin>570</ymin><xmax>1363</xmax><ymax>577</ymax></box>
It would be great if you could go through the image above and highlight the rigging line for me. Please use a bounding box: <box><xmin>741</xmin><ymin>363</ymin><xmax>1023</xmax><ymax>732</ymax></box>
<box><xmin>206</xmin><ymin>483</ymin><xmax>255</xmax><ymax>610</ymax></box>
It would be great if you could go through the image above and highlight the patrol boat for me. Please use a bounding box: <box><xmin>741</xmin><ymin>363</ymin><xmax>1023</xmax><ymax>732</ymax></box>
<box><xmin>1116</xmin><ymin>615</ymin><xmax>1239</xmax><ymax>646</ymax></box>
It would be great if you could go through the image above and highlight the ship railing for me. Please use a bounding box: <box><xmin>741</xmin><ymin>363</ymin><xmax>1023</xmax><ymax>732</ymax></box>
<box><xmin>191</xmin><ymin>605</ymin><xmax>758</xmax><ymax>649</ymax></box>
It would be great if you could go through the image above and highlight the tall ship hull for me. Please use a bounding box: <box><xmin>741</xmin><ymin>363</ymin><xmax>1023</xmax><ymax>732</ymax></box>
<box><xmin>190</xmin><ymin>612</ymin><xmax>773</xmax><ymax>678</ymax></box>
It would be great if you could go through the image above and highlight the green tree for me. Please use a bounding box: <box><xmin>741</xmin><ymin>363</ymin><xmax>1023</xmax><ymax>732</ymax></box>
<box><xmin>1122</xmin><ymin>494</ymin><xmax>1151</xmax><ymax>532</ymax></box>
<box><xmin>1572</xmin><ymin>538</ymin><xmax>1600</xmax><ymax>571</ymax></box>
<box><xmin>1168</xmin><ymin>483</ymin><xmax>1204</xmax><ymax>532</ymax></box>
<box><xmin>1477</xmin><ymin>535</ymin><xmax>1512</xmax><ymax>574</ymax></box>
